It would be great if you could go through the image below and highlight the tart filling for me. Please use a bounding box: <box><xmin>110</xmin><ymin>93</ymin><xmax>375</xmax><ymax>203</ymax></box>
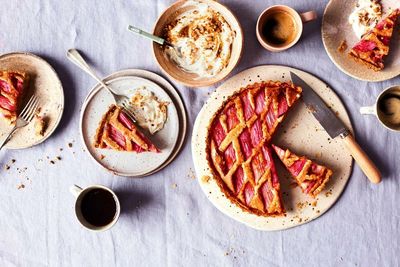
<box><xmin>0</xmin><ymin>71</ymin><xmax>29</xmax><ymax>123</ymax></box>
<box><xmin>206</xmin><ymin>81</ymin><xmax>302</xmax><ymax>216</ymax></box>
<box><xmin>94</xmin><ymin>105</ymin><xmax>159</xmax><ymax>153</ymax></box>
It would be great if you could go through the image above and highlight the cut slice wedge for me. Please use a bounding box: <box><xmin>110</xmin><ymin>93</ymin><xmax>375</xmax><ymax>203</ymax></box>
<box><xmin>349</xmin><ymin>9</ymin><xmax>400</xmax><ymax>71</ymax></box>
<box><xmin>272</xmin><ymin>144</ymin><xmax>332</xmax><ymax>198</ymax></box>
<box><xmin>94</xmin><ymin>105</ymin><xmax>160</xmax><ymax>153</ymax></box>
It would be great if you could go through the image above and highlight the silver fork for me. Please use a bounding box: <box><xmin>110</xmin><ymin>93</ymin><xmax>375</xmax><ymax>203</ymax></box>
<box><xmin>0</xmin><ymin>95</ymin><xmax>40</xmax><ymax>150</ymax></box>
<box><xmin>66</xmin><ymin>49</ymin><xmax>137</xmax><ymax>121</ymax></box>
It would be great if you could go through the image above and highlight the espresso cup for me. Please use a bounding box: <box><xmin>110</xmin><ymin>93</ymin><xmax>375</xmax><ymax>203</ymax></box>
<box><xmin>256</xmin><ymin>5</ymin><xmax>317</xmax><ymax>52</ymax></box>
<box><xmin>360</xmin><ymin>85</ymin><xmax>400</xmax><ymax>132</ymax></box>
<box><xmin>70</xmin><ymin>184</ymin><xmax>121</xmax><ymax>231</ymax></box>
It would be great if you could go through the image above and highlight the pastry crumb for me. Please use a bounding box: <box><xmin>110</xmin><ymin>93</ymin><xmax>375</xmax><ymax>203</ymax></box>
<box><xmin>34</xmin><ymin>115</ymin><xmax>47</xmax><ymax>136</ymax></box>
<box><xmin>201</xmin><ymin>175</ymin><xmax>210</xmax><ymax>184</ymax></box>
<box><xmin>68</xmin><ymin>143</ymin><xmax>73</xmax><ymax>148</ymax></box>
<box><xmin>187</xmin><ymin>168</ymin><xmax>196</xmax><ymax>179</ymax></box>
<box><xmin>296</xmin><ymin>201</ymin><xmax>307</xmax><ymax>211</ymax></box>
<box><xmin>171</xmin><ymin>183</ymin><xmax>178</xmax><ymax>189</ymax></box>
<box><xmin>100</xmin><ymin>154</ymin><xmax>106</xmax><ymax>160</ymax></box>
<box><xmin>56</xmin><ymin>156</ymin><xmax>62</xmax><ymax>161</ymax></box>
<box><xmin>312</xmin><ymin>201</ymin><xmax>318</xmax><ymax>207</ymax></box>
<box><xmin>50</xmin><ymin>160</ymin><xmax>55</xmax><ymax>164</ymax></box>
<box><xmin>17</xmin><ymin>183</ymin><xmax>25</xmax><ymax>190</ymax></box>
<box><xmin>337</xmin><ymin>40</ymin><xmax>347</xmax><ymax>53</ymax></box>
<box><xmin>325</xmin><ymin>191</ymin><xmax>333</xmax><ymax>197</ymax></box>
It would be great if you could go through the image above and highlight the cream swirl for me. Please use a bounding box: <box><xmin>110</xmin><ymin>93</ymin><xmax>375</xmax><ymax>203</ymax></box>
<box><xmin>164</xmin><ymin>1</ymin><xmax>235</xmax><ymax>78</ymax></box>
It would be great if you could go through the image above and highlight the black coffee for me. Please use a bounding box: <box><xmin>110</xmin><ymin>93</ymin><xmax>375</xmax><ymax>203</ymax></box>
<box><xmin>81</xmin><ymin>189</ymin><xmax>117</xmax><ymax>227</ymax></box>
<box><xmin>262</xmin><ymin>11</ymin><xmax>296</xmax><ymax>46</ymax></box>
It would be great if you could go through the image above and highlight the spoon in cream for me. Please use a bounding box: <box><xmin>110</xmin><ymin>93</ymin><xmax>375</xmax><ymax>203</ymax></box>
<box><xmin>127</xmin><ymin>25</ymin><xmax>182</xmax><ymax>57</ymax></box>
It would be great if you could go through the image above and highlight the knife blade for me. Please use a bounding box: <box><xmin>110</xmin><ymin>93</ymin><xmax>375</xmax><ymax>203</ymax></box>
<box><xmin>290</xmin><ymin>71</ymin><xmax>381</xmax><ymax>184</ymax></box>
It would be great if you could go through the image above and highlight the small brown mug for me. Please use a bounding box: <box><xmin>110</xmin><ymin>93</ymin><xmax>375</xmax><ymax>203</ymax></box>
<box><xmin>256</xmin><ymin>5</ymin><xmax>317</xmax><ymax>52</ymax></box>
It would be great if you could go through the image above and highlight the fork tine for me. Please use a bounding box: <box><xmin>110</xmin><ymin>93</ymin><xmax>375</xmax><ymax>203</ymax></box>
<box><xmin>26</xmin><ymin>100</ymin><xmax>40</xmax><ymax>122</ymax></box>
<box><xmin>19</xmin><ymin>95</ymin><xmax>36</xmax><ymax>118</ymax></box>
<box><xmin>21</xmin><ymin>97</ymin><xmax>39</xmax><ymax>121</ymax></box>
<box><xmin>120</xmin><ymin>103</ymin><xmax>136</xmax><ymax>122</ymax></box>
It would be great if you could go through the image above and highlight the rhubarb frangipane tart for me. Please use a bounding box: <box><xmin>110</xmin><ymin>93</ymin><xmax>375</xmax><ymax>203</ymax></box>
<box><xmin>94</xmin><ymin>105</ymin><xmax>159</xmax><ymax>153</ymax></box>
<box><xmin>0</xmin><ymin>71</ymin><xmax>29</xmax><ymax>123</ymax></box>
<box><xmin>206</xmin><ymin>81</ymin><xmax>302</xmax><ymax>216</ymax></box>
<box><xmin>272</xmin><ymin>145</ymin><xmax>333</xmax><ymax>198</ymax></box>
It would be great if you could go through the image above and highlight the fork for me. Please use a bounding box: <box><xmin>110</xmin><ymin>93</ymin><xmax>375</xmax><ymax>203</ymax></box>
<box><xmin>66</xmin><ymin>49</ymin><xmax>137</xmax><ymax>121</ymax></box>
<box><xmin>0</xmin><ymin>95</ymin><xmax>40</xmax><ymax>150</ymax></box>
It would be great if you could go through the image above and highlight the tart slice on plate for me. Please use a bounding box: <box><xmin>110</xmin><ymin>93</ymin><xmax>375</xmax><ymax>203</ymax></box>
<box><xmin>207</xmin><ymin>81</ymin><xmax>302</xmax><ymax>216</ymax></box>
<box><xmin>272</xmin><ymin>145</ymin><xmax>332</xmax><ymax>198</ymax></box>
<box><xmin>94</xmin><ymin>105</ymin><xmax>160</xmax><ymax>153</ymax></box>
<box><xmin>0</xmin><ymin>71</ymin><xmax>29</xmax><ymax>123</ymax></box>
<box><xmin>349</xmin><ymin>9</ymin><xmax>400</xmax><ymax>71</ymax></box>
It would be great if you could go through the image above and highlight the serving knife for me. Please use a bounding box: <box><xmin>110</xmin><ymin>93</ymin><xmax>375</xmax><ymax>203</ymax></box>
<box><xmin>290</xmin><ymin>72</ymin><xmax>381</xmax><ymax>184</ymax></box>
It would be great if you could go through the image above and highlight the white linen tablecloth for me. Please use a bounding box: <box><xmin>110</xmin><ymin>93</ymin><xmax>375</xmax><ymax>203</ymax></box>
<box><xmin>0</xmin><ymin>0</ymin><xmax>399</xmax><ymax>266</ymax></box>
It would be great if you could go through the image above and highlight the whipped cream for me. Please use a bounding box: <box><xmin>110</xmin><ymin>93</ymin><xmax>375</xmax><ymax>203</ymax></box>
<box><xmin>164</xmin><ymin>0</ymin><xmax>235</xmax><ymax>78</ymax></box>
<box><xmin>130</xmin><ymin>87</ymin><xmax>168</xmax><ymax>135</ymax></box>
<box><xmin>349</xmin><ymin>0</ymin><xmax>382</xmax><ymax>39</ymax></box>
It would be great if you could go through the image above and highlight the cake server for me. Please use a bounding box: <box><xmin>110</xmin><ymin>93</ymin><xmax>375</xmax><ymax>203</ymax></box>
<box><xmin>290</xmin><ymin>71</ymin><xmax>381</xmax><ymax>184</ymax></box>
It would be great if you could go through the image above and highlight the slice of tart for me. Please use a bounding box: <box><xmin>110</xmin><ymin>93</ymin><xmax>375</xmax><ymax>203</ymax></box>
<box><xmin>94</xmin><ymin>105</ymin><xmax>160</xmax><ymax>153</ymax></box>
<box><xmin>0</xmin><ymin>71</ymin><xmax>29</xmax><ymax>123</ymax></box>
<box><xmin>207</xmin><ymin>81</ymin><xmax>302</xmax><ymax>216</ymax></box>
<box><xmin>272</xmin><ymin>145</ymin><xmax>332</xmax><ymax>198</ymax></box>
<box><xmin>349</xmin><ymin>9</ymin><xmax>400</xmax><ymax>71</ymax></box>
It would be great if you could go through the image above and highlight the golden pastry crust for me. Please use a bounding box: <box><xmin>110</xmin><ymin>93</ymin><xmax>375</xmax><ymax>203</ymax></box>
<box><xmin>94</xmin><ymin>105</ymin><xmax>159</xmax><ymax>153</ymax></box>
<box><xmin>206</xmin><ymin>81</ymin><xmax>302</xmax><ymax>217</ymax></box>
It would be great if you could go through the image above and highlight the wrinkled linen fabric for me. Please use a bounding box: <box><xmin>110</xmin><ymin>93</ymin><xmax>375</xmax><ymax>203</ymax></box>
<box><xmin>0</xmin><ymin>0</ymin><xmax>399</xmax><ymax>266</ymax></box>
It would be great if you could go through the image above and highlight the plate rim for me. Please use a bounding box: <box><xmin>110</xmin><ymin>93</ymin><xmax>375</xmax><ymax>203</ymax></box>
<box><xmin>80</xmin><ymin>69</ymin><xmax>187</xmax><ymax>177</ymax></box>
<box><xmin>0</xmin><ymin>51</ymin><xmax>65</xmax><ymax>149</ymax></box>
<box><xmin>191</xmin><ymin>64</ymin><xmax>354</xmax><ymax>231</ymax></box>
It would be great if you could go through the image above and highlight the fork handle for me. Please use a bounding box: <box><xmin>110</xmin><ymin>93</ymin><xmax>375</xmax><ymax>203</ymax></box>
<box><xmin>0</xmin><ymin>126</ymin><xmax>17</xmax><ymax>150</ymax></box>
<box><xmin>66</xmin><ymin>49</ymin><xmax>116</xmax><ymax>94</ymax></box>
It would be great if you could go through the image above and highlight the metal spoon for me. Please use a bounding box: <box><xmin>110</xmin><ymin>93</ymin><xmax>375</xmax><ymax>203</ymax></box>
<box><xmin>127</xmin><ymin>25</ymin><xmax>182</xmax><ymax>56</ymax></box>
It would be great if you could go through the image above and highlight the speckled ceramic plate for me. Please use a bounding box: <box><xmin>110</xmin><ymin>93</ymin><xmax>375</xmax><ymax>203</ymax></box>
<box><xmin>84</xmin><ymin>69</ymin><xmax>188</xmax><ymax>177</ymax></box>
<box><xmin>0</xmin><ymin>52</ymin><xmax>64</xmax><ymax>149</ymax></box>
<box><xmin>192</xmin><ymin>65</ymin><xmax>354</xmax><ymax>231</ymax></box>
<box><xmin>81</xmin><ymin>75</ymin><xmax>180</xmax><ymax>177</ymax></box>
<box><xmin>322</xmin><ymin>0</ymin><xmax>400</xmax><ymax>82</ymax></box>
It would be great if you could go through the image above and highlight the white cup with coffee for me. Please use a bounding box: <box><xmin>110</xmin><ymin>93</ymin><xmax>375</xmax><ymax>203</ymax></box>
<box><xmin>256</xmin><ymin>5</ymin><xmax>317</xmax><ymax>52</ymax></box>
<box><xmin>70</xmin><ymin>184</ymin><xmax>121</xmax><ymax>231</ymax></box>
<box><xmin>360</xmin><ymin>85</ymin><xmax>400</xmax><ymax>132</ymax></box>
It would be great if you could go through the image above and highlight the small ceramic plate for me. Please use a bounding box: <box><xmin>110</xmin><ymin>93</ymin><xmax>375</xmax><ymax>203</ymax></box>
<box><xmin>81</xmin><ymin>75</ymin><xmax>179</xmax><ymax>177</ymax></box>
<box><xmin>322</xmin><ymin>0</ymin><xmax>400</xmax><ymax>82</ymax></box>
<box><xmin>192</xmin><ymin>65</ymin><xmax>354</xmax><ymax>231</ymax></box>
<box><xmin>0</xmin><ymin>52</ymin><xmax>64</xmax><ymax>149</ymax></box>
<box><xmin>152</xmin><ymin>0</ymin><xmax>244</xmax><ymax>87</ymax></box>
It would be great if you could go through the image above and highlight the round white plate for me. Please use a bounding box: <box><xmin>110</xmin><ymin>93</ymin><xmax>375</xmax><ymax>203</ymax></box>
<box><xmin>84</xmin><ymin>69</ymin><xmax>188</xmax><ymax>176</ymax></box>
<box><xmin>192</xmin><ymin>65</ymin><xmax>354</xmax><ymax>231</ymax></box>
<box><xmin>81</xmin><ymin>75</ymin><xmax>179</xmax><ymax>177</ymax></box>
<box><xmin>322</xmin><ymin>0</ymin><xmax>400</xmax><ymax>82</ymax></box>
<box><xmin>0</xmin><ymin>52</ymin><xmax>64</xmax><ymax>149</ymax></box>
